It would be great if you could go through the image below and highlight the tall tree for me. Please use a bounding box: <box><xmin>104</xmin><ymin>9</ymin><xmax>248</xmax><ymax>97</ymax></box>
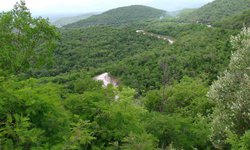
<box><xmin>0</xmin><ymin>0</ymin><xmax>58</xmax><ymax>75</ymax></box>
<box><xmin>208</xmin><ymin>27</ymin><xmax>250</xmax><ymax>149</ymax></box>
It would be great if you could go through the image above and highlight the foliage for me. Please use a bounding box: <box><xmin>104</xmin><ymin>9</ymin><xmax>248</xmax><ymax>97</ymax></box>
<box><xmin>53</xmin><ymin>26</ymin><xmax>166</xmax><ymax>76</ymax></box>
<box><xmin>0</xmin><ymin>114</ymin><xmax>44</xmax><ymax>149</ymax></box>
<box><xmin>121</xmin><ymin>133</ymin><xmax>158</xmax><ymax>150</ymax></box>
<box><xmin>1</xmin><ymin>1</ymin><xmax>250</xmax><ymax>149</ymax></box>
<box><xmin>208</xmin><ymin>28</ymin><xmax>250</xmax><ymax>149</ymax></box>
<box><xmin>0</xmin><ymin>71</ymin><xmax>146</xmax><ymax>149</ymax></box>
<box><xmin>0</xmin><ymin>0</ymin><xmax>58</xmax><ymax>75</ymax></box>
<box><xmin>0</xmin><ymin>77</ymin><xmax>71</xmax><ymax>148</ymax></box>
<box><xmin>51</xmin><ymin>21</ymin><xmax>235</xmax><ymax>94</ymax></box>
<box><xmin>144</xmin><ymin>76</ymin><xmax>213</xmax><ymax>116</ymax></box>
<box><xmin>143</xmin><ymin>112</ymin><xmax>211</xmax><ymax>149</ymax></box>
<box><xmin>63</xmin><ymin>120</ymin><xmax>96</xmax><ymax>150</ymax></box>
<box><xmin>109</xmin><ymin>24</ymin><xmax>235</xmax><ymax>93</ymax></box>
<box><xmin>226</xmin><ymin>130</ymin><xmax>250</xmax><ymax>150</ymax></box>
<box><xmin>214</xmin><ymin>9</ymin><xmax>250</xmax><ymax>29</ymax></box>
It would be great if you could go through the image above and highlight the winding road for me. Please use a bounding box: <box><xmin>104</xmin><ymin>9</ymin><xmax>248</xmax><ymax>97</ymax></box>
<box><xmin>136</xmin><ymin>30</ymin><xmax>175</xmax><ymax>44</ymax></box>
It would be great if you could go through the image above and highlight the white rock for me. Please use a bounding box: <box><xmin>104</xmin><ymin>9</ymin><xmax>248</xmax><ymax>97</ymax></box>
<box><xmin>94</xmin><ymin>72</ymin><xmax>117</xmax><ymax>87</ymax></box>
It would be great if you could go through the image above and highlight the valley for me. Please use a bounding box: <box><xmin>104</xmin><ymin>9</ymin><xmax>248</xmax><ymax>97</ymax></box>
<box><xmin>0</xmin><ymin>0</ymin><xmax>250</xmax><ymax>149</ymax></box>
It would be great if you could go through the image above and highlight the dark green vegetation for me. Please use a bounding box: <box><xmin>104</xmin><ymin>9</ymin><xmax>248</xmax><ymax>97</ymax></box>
<box><xmin>180</xmin><ymin>0</ymin><xmax>250</xmax><ymax>24</ymax></box>
<box><xmin>54</xmin><ymin>26</ymin><xmax>166</xmax><ymax>75</ymax></box>
<box><xmin>64</xmin><ymin>5</ymin><xmax>168</xmax><ymax>28</ymax></box>
<box><xmin>214</xmin><ymin>9</ymin><xmax>250</xmax><ymax>29</ymax></box>
<box><xmin>0</xmin><ymin>1</ymin><xmax>58</xmax><ymax>75</ymax></box>
<box><xmin>56</xmin><ymin>22</ymin><xmax>236</xmax><ymax>93</ymax></box>
<box><xmin>1</xmin><ymin>0</ymin><xmax>250</xmax><ymax>149</ymax></box>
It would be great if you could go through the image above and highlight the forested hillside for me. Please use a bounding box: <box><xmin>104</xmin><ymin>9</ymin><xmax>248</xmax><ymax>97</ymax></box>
<box><xmin>54</xmin><ymin>26</ymin><xmax>166</xmax><ymax>75</ymax></box>
<box><xmin>180</xmin><ymin>0</ymin><xmax>250</xmax><ymax>24</ymax></box>
<box><xmin>53</xmin><ymin>22</ymin><xmax>235</xmax><ymax>93</ymax></box>
<box><xmin>64</xmin><ymin>5</ymin><xmax>168</xmax><ymax>28</ymax></box>
<box><xmin>1</xmin><ymin>0</ymin><xmax>250</xmax><ymax>149</ymax></box>
<box><xmin>214</xmin><ymin>9</ymin><xmax>250</xmax><ymax>29</ymax></box>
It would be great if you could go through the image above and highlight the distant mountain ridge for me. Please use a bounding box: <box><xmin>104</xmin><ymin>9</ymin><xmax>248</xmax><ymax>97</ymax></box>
<box><xmin>180</xmin><ymin>0</ymin><xmax>250</xmax><ymax>23</ymax></box>
<box><xmin>64</xmin><ymin>5</ymin><xmax>169</xmax><ymax>28</ymax></box>
<box><xmin>51</xmin><ymin>13</ymin><xmax>98</xmax><ymax>27</ymax></box>
<box><xmin>169</xmin><ymin>8</ymin><xmax>197</xmax><ymax>17</ymax></box>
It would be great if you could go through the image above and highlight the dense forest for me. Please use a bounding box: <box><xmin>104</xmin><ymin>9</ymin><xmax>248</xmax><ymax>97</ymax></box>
<box><xmin>0</xmin><ymin>0</ymin><xmax>250</xmax><ymax>149</ymax></box>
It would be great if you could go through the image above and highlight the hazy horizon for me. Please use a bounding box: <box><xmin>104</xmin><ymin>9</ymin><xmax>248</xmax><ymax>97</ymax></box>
<box><xmin>0</xmin><ymin>0</ymin><xmax>214</xmax><ymax>18</ymax></box>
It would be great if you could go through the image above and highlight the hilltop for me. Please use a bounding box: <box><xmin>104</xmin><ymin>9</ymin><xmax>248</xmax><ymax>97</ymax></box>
<box><xmin>64</xmin><ymin>5</ymin><xmax>168</xmax><ymax>28</ymax></box>
<box><xmin>180</xmin><ymin>0</ymin><xmax>250</xmax><ymax>24</ymax></box>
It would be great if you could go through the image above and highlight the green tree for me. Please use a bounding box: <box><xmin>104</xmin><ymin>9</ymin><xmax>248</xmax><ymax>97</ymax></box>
<box><xmin>144</xmin><ymin>112</ymin><xmax>211</xmax><ymax>149</ymax></box>
<box><xmin>0</xmin><ymin>114</ymin><xmax>44</xmax><ymax>149</ymax></box>
<box><xmin>63</xmin><ymin>120</ymin><xmax>96</xmax><ymax>150</ymax></box>
<box><xmin>0</xmin><ymin>77</ymin><xmax>72</xmax><ymax>148</ymax></box>
<box><xmin>0</xmin><ymin>0</ymin><xmax>58</xmax><ymax>74</ymax></box>
<box><xmin>208</xmin><ymin>27</ymin><xmax>250</xmax><ymax>149</ymax></box>
<box><xmin>165</xmin><ymin>76</ymin><xmax>211</xmax><ymax>117</ymax></box>
<box><xmin>121</xmin><ymin>133</ymin><xmax>158</xmax><ymax>150</ymax></box>
<box><xmin>144</xmin><ymin>76</ymin><xmax>212</xmax><ymax>117</ymax></box>
<box><xmin>226</xmin><ymin>130</ymin><xmax>250</xmax><ymax>150</ymax></box>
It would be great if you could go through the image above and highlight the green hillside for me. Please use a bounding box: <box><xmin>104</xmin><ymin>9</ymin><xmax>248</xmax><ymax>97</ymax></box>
<box><xmin>180</xmin><ymin>0</ymin><xmax>250</xmax><ymax>23</ymax></box>
<box><xmin>214</xmin><ymin>9</ymin><xmax>250</xmax><ymax>29</ymax></box>
<box><xmin>47</xmin><ymin>23</ymin><xmax>236</xmax><ymax>93</ymax></box>
<box><xmin>51</xmin><ymin>13</ymin><xmax>98</xmax><ymax>27</ymax></box>
<box><xmin>2</xmin><ymin>1</ymin><xmax>250</xmax><ymax>150</ymax></box>
<box><xmin>64</xmin><ymin>5</ymin><xmax>168</xmax><ymax>28</ymax></box>
<box><xmin>53</xmin><ymin>26</ymin><xmax>167</xmax><ymax>75</ymax></box>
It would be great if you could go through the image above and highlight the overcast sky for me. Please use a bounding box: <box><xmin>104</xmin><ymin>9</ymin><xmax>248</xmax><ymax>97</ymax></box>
<box><xmin>0</xmin><ymin>0</ymin><xmax>214</xmax><ymax>16</ymax></box>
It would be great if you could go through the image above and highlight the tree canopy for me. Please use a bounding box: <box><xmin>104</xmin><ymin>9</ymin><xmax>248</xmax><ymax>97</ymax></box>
<box><xmin>0</xmin><ymin>0</ymin><xmax>58</xmax><ymax>75</ymax></box>
<box><xmin>0</xmin><ymin>0</ymin><xmax>250</xmax><ymax>149</ymax></box>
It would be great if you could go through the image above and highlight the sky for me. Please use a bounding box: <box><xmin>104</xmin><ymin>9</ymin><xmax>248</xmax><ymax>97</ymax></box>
<box><xmin>0</xmin><ymin>0</ymin><xmax>214</xmax><ymax>16</ymax></box>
